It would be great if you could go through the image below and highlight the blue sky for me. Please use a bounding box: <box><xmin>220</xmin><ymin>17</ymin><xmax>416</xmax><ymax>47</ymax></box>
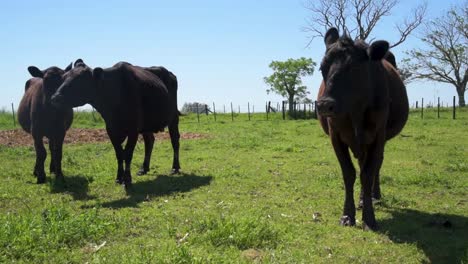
<box><xmin>0</xmin><ymin>0</ymin><xmax>463</xmax><ymax>112</ymax></box>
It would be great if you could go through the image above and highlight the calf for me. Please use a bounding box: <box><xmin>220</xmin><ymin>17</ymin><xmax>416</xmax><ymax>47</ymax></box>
<box><xmin>17</xmin><ymin>63</ymin><xmax>73</xmax><ymax>183</ymax></box>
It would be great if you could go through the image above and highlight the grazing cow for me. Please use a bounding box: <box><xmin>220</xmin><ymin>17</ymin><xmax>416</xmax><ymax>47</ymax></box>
<box><xmin>316</xmin><ymin>28</ymin><xmax>409</xmax><ymax>230</ymax></box>
<box><xmin>51</xmin><ymin>61</ymin><xmax>180</xmax><ymax>188</ymax></box>
<box><xmin>17</xmin><ymin>63</ymin><xmax>74</xmax><ymax>183</ymax></box>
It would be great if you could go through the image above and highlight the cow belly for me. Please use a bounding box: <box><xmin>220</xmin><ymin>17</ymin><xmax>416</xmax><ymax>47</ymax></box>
<box><xmin>386</xmin><ymin>82</ymin><xmax>409</xmax><ymax>140</ymax></box>
<box><xmin>140</xmin><ymin>103</ymin><xmax>174</xmax><ymax>133</ymax></box>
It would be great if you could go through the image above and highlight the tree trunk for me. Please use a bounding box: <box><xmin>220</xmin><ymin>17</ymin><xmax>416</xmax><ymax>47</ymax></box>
<box><xmin>457</xmin><ymin>88</ymin><xmax>466</xmax><ymax>107</ymax></box>
<box><xmin>288</xmin><ymin>95</ymin><xmax>295</xmax><ymax>115</ymax></box>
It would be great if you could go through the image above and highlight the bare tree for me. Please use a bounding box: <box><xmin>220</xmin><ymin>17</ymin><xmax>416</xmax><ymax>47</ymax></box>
<box><xmin>402</xmin><ymin>3</ymin><xmax>468</xmax><ymax>107</ymax></box>
<box><xmin>303</xmin><ymin>0</ymin><xmax>427</xmax><ymax>48</ymax></box>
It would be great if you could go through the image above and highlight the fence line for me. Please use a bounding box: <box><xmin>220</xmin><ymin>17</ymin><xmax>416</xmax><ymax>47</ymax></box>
<box><xmin>1</xmin><ymin>97</ymin><xmax>463</xmax><ymax>128</ymax></box>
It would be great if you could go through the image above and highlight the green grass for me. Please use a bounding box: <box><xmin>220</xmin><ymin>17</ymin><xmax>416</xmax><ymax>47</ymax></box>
<box><xmin>0</xmin><ymin>108</ymin><xmax>467</xmax><ymax>263</ymax></box>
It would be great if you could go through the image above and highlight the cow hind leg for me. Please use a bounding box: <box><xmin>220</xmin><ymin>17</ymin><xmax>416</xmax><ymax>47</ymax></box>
<box><xmin>359</xmin><ymin>135</ymin><xmax>385</xmax><ymax>231</ymax></box>
<box><xmin>169</xmin><ymin>118</ymin><xmax>181</xmax><ymax>174</ymax></box>
<box><xmin>137</xmin><ymin>132</ymin><xmax>155</xmax><ymax>176</ymax></box>
<box><xmin>358</xmin><ymin>154</ymin><xmax>384</xmax><ymax>208</ymax></box>
<box><xmin>49</xmin><ymin>139</ymin><xmax>56</xmax><ymax>174</ymax></box>
<box><xmin>33</xmin><ymin>135</ymin><xmax>47</xmax><ymax>184</ymax></box>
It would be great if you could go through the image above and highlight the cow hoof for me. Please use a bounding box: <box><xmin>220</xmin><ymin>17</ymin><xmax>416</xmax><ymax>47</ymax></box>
<box><xmin>170</xmin><ymin>168</ymin><xmax>180</xmax><ymax>175</ymax></box>
<box><xmin>36</xmin><ymin>177</ymin><xmax>46</xmax><ymax>184</ymax></box>
<box><xmin>124</xmin><ymin>182</ymin><xmax>133</xmax><ymax>190</ymax></box>
<box><xmin>363</xmin><ymin>221</ymin><xmax>379</xmax><ymax>231</ymax></box>
<box><xmin>340</xmin><ymin>215</ymin><xmax>356</xmax><ymax>226</ymax></box>
<box><xmin>115</xmin><ymin>178</ymin><xmax>124</xmax><ymax>184</ymax></box>
<box><xmin>137</xmin><ymin>168</ymin><xmax>148</xmax><ymax>176</ymax></box>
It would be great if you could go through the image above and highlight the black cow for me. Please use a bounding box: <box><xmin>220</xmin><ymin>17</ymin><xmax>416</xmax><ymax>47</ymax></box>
<box><xmin>316</xmin><ymin>28</ymin><xmax>409</xmax><ymax>230</ymax></box>
<box><xmin>17</xmin><ymin>63</ymin><xmax>73</xmax><ymax>183</ymax></box>
<box><xmin>51</xmin><ymin>61</ymin><xmax>180</xmax><ymax>188</ymax></box>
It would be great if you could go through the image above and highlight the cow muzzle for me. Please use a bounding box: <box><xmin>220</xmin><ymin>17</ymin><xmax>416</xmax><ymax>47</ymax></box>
<box><xmin>50</xmin><ymin>94</ymin><xmax>65</xmax><ymax>108</ymax></box>
<box><xmin>316</xmin><ymin>97</ymin><xmax>337</xmax><ymax>117</ymax></box>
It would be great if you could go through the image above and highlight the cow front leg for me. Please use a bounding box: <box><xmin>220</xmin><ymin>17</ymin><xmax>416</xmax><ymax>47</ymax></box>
<box><xmin>123</xmin><ymin>132</ymin><xmax>138</xmax><ymax>188</ymax></box>
<box><xmin>331</xmin><ymin>133</ymin><xmax>356</xmax><ymax>226</ymax></box>
<box><xmin>33</xmin><ymin>134</ymin><xmax>47</xmax><ymax>184</ymax></box>
<box><xmin>108</xmin><ymin>130</ymin><xmax>125</xmax><ymax>184</ymax></box>
<box><xmin>49</xmin><ymin>134</ymin><xmax>66</xmax><ymax>182</ymax></box>
<box><xmin>137</xmin><ymin>132</ymin><xmax>155</xmax><ymax>175</ymax></box>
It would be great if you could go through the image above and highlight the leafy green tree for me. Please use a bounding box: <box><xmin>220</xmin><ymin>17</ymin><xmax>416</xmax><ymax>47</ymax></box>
<box><xmin>402</xmin><ymin>3</ymin><xmax>467</xmax><ymax>106</ymax></box>
<box><xmin>264</xmin><ymin>57</ymin><xmax>315</xmax><ymax>114</ymax></box>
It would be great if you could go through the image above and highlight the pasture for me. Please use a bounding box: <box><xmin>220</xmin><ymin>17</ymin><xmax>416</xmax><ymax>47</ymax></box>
<box><xmin>0</xmin><ymin>108</ymin><xmax>467</xmax><ymax>263</ymax></box>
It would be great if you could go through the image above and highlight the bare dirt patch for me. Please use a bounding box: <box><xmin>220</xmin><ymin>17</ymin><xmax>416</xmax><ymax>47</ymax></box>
<box><xmin>0</xmin><ymin>128</ymin><xmax>206</xmax><ymax>147</ymax></box>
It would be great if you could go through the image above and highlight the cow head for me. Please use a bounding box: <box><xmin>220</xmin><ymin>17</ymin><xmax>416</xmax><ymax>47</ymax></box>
<box><xmin>51</xmin><ymin>59</ymin><xmax>101</xmax><ymax>108</ymax></box>
<box><xmin>316</xmin><ymin>28</ymin><xmax>389</xmax><ymax>117</ymax></box>
<box><xmin>27</xmin><ymin>63</ymin><xmax>72</xmax><ymax>99</ymax></box>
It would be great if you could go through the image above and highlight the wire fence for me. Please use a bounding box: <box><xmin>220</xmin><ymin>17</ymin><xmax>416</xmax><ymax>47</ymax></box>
<box><xmin>1</xmin><ymin>96</ymin><xmax>464</xmax><ymax>128</ymax></box>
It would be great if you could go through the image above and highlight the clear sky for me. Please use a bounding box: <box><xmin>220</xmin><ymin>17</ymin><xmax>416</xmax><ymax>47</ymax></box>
<box><xmin>0</xmin><ymin>0</ymin><xmax>463</xmax><ymax>112</ymax></box>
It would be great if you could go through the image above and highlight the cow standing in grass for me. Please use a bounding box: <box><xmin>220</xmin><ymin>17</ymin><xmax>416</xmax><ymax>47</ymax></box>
<box><xmin>71</xmin><ymin>59</ymin><xmax>180</xmax><ymax>177</ymax></box>
<box><xmin>17</xmin><ymin>64</ymin><xmax>73</xmax><ymax>183</ymax></box>
<box><xmin>316</xmin><ymin>28</ymin><xmax>409</xmax><ymax>230</ymax></box>
<box><xmin>51</xmin><ymin>61</ymin><xmax>180</xmax><ymax>188</ymax></box>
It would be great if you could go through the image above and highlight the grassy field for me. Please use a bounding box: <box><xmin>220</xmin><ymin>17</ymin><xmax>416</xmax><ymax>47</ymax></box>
<box><xmin>0</xmin><ymin>108</ymin><xmax>467</xmax><ymax>263</ymax></box>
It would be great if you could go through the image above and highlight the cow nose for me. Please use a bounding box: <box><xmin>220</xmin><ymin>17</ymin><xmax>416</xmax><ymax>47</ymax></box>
<box><xmin>317</xmin><ymin>98</ymin><xmax>336</xmax><ymax>116</ymax></box>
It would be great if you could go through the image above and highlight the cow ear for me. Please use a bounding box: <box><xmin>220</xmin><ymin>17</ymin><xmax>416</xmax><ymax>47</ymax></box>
<box><xmin>74</xmin><ymin>58</ymin><xmax>84</xmax><ymax>67</ymax></box>
<box><xmin>65</xmin><ymin>62</ymin><xmax>72</xmax><ymax>72</ymax></box>
<box><xmin>93</xmin><ymin>67</ymin><xmax>103</xmax><ymax>79</ymax></box>
<box><xmin>368</xmin><ymin>40</ymin><xmax>389</xmax><ymax>61</ymax></box>
<box><xmin>28</xmin><ymin>66</ymin><xmax>43</xmax><ymax>78</ymax></box>
<box><xmin>324</xmin><ymin>28</ymin><xmax>339</xmax><ymax>48</ymax></box>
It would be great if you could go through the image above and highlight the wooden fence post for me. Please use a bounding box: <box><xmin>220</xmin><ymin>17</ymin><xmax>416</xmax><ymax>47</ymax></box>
<box><xmin>453</xmin><ymin>96</ymin><xmax>456</xmax><ymax>120</ymax></box>
<box><xmin>11</xmin><ymin>103</ymin><xmax>16</xmax><ymax>127</ymax></box>
<box><xmin>282</xmin><ymin>101</ymin><xmax>285</xmax><ymax>120</ymax></box>
<box><xmin>437</xmin><ymin>97</ymin><xmax>440</xmax><ymax>119</ymax></box>
<box><xmin>416</xmin><ymin>101</ymin><xmax>418</xmax><ymax>109</ymax></box>
<box><xmin>248</xmin><ymin>102</ymin><xmax>251</xmax><ymax>121</ymax></box>
<box><xmin>267</xmin><ymin>101</ymin><xmax>271</xmax><ymax>120</ymax></box>
<box><xmin>314</xmin><ymin>101</ymin><xmax>318</xmax><ymax>118</ymax></box>
<box><xmin>196</xmin><ymin>104</ymin><xmax>200</xmax><ymax>123</ymax></box>
<box><xmin>231</xmin><ymin>102</ymin><xmax>234</xmax><ymax>121</ymax></box>
<box><xmin>421</xmin><ymin>98</ymin><xmax>424</xmax><ymax>119</ymax></box>
<box><xmin>213</xmin><ymin>102</ymin><xmax>216</xmax><ymax>122</ymax></box>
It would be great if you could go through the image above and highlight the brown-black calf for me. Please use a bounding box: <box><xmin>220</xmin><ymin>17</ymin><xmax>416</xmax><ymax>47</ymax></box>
<box><xmin>17</xmin><ymin>63</ymin><xmax>73</xmax><ymax>183</ymax></box>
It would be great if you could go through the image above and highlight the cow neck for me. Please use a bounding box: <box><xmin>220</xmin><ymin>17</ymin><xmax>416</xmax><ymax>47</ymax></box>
<box><xmin>88</xmin><ymin>79</ymin><xmax>106</xmax><ymax>118</ymax></box>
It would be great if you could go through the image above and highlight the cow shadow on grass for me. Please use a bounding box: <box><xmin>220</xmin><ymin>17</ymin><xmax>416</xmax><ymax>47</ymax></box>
<box><xmin>50</xmin><ymin>175</ymin><xmax>95</xmax><ymax>200</ymax></box>
<box><xmin>378</xmin><ymin>208</ymin><xmax>468</xmax><ymax>263</ymax></box>
<box><xmin>99</xmin><ymin>172</ymin><xmax>212</xmax><ymax>208</ymax></box>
